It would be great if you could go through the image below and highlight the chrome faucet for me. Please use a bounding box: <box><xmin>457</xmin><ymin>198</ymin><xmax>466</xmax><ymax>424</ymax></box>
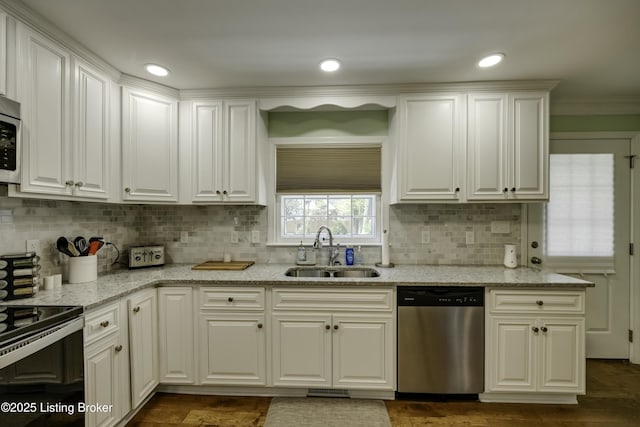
<box><xmin>313</xmin><ymin>226</ymin><xmax>340</xmax><ymax>266</ymax></box>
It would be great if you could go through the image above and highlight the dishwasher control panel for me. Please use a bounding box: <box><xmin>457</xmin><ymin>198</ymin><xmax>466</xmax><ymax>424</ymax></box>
<box><xmin>397</xmin><ymin>286</ymin><xmax>484</xmax><ymax>306</ymax></box>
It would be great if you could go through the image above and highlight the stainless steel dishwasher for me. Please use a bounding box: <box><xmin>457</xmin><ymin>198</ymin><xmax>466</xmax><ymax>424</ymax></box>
<box><xmin>397</xmin><ymin>286</ymin><xmax>484</xmax><ymax>394</ymax></box>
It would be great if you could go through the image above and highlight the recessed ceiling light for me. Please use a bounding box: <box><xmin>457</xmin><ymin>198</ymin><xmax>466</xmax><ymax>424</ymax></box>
<box><xmin>478</xmin><ymin>53</ymin><xmax>505</xmax><ymax>68</ymax></box>
<box><xmin>145</xmin><ymin>63</ymin><xmax>170</xmax><ymax>77</ymax></box>
<box><xmin>320</xmin><ymin>58</ymin><xmax>341</xmax><ymax>72</ymax></box>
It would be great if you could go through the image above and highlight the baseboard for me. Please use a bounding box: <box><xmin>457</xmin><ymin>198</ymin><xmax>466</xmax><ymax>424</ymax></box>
<box><xmin>479</xmin><ymin>392</ymin><xmax>578</xmax><ymax>404</ymax></box>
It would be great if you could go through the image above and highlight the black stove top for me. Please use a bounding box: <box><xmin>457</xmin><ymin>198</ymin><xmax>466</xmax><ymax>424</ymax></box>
<box><xmin>0</xmin><ymin>305</ymin><xmax>83</xmax><ymax>346</ymax></box>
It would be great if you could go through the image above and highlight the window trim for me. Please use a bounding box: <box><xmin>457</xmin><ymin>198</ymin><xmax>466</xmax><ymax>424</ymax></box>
<box><xmin>267</xmin><ymin>136</ymin><xmax>387</xmax><ymax>246</ymax></box>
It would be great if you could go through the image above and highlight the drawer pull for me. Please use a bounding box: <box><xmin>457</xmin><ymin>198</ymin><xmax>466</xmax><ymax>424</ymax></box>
<box><xmin>133</xmin><ymin>306</ymin><xmax>140</xmax><ymax>313</ymax></box>
<box><xmin>257</xmin><ymin>323</ymin><xmax>263</xmax><ymax>329</ymax></box>
<box><xmin>228</xmin><ymin>297</ymin><xmax>234</xmax><ymax>302</ymax></box>
<box><xmin>334</xmin><ymin>324</ymin><xmax>339</xmax><ymax>330</ymax></box>
<box><xmin>532</xmin><ymin>326</ymin><xmax>539</xmax><ymax>333</ymax></box>
<box><xmin>100</xmin><ymin>320</ymin><xmax>110</xmax><ymax>328</ymax></box>
<box><xmin>536</xmin><ymin>300</ymin><xmax>544</xmax><ymax>306</ymax></box>
<box><xmin>115</xmin><ymin>345</ymin><xmax>123</xmax><ymax>353</ymax></box>
<box><xmin>325</xmin><ymin>324</ymin><xmax>330</xmax><ymax>330</ymax></box>
<box><xmin>541</xmin><ymin>326</ymin><xmax>548</xmax><ymax>333</ymax></box>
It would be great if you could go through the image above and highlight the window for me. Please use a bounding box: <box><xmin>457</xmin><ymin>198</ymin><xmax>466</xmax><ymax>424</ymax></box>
<box><xmin>281</xmin><ymin>194</ymin><xmax>377</xmax><ymax>240</ymax></box>
<box><xmin>545</xmin><ymin>153</ymin><xmax>614</xmax><ymax>270</ymax></box>
<box><xmin>271</xmin><ymin>140</ymin><xmax>383</xmax><ymax>244</ymax></box>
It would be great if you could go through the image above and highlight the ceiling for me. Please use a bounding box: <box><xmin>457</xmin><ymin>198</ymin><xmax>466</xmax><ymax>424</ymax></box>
<box><xmin>16</xmin><ymin>0</ymin><xmax>640</xmax><ymax>100</ymax></box>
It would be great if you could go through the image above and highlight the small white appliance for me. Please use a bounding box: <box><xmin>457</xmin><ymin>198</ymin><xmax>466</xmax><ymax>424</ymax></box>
<box><xmin>0</xmin><ymin>96</ymin><xmax>21</xmax><ymax>184</ymax></box>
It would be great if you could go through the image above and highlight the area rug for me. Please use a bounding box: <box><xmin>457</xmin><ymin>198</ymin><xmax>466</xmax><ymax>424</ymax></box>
<box><xmin>263</xmin><ymin>397</ymin><xmax>392</xmax><ymax>427</ymax></box>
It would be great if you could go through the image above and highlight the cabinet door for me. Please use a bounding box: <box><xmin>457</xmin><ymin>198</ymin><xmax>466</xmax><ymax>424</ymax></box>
<box><xmin>332</xmin><ymin>315</ymin><xmax>394</xmax><ymax>390</ymax></box>
<box><xmin>0</xmin><ymin>12</ymin><xmax>6</xmax><ymax>95</ymax></box>
<box><xmin>17</xmin><ymin>23</ymin><xmax>72</xmax><ymax>196</ymax></box>
<box><xmin>508</xmin><ymin>92</ymin><xmax>548</xmax><ymax>200</ymax></box>
<box><xmin>72</xmin><ymin>58</ymin><xmax>110</xmax><ymax>199</ymax></box>
<box><xmin>271</xmin><ymin>313</ymin><xmax>332</xmax><ymax>387</ymax></box>
<box><xmin>191</xmin><ymin>101</ymin><xmax>224</xmax><ymax>202</ymax></box>
<box><xmin>487</xmin><ymin>317</ymin><xmax>537</xmax><ymax>392</ymax></box>
<box><xmin>85</xmin><ymin>333</ymin><xmax>124</xmax><ymax>427</ymax></box>
<box><xmin>128</xmin><ymin>288</ymin><xmax>158</xmax><ymax>408</ymax></box>
<box><xmin>122</xmin><ymin>87</ymin><xmax>178</xmax><ymax>202</ymax></box>
<box><xmin>398</xmin><ymin>94</ymin><xmax>463</xmax><ymax>201</ymax></box>
<box><xmin>466</xmin><ymin>93</ymin><xmax>508</xmax><ymax>200</ymax></box>
<box><xmin>199</xmin><ymin>313</ymin><xmax>266</xmax><ymax>385</ymax></box>
<box><xmin>158</xmin><ymin>287</ymin><xmax>194</xmax><ymax>384</ymax></box>
<box><xmin>223</xmin><ymin>100</ymin><xmax>256</xmax><ymax>203</ymax></box>
<box><xmin>538</xmin><ymin>318</ymin><xmax>585</xmax><ymax>393</ymax></box>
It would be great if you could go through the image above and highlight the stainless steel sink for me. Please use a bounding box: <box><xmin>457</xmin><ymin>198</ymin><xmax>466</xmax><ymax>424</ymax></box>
<box><xmin>285</xmin><ymin>267</ymin><xmax>380</xmax><ymax>278</ymax></box>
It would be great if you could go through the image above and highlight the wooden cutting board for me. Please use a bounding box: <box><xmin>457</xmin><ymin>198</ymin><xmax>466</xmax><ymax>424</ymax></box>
<box><xmin>192</xmin><ymin>260</ymin><xmax>255</xmax><ymax>271</ymax></box>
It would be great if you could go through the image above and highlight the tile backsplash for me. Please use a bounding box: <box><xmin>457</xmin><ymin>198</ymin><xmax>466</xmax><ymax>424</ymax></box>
<box><xmin>1</xmin><ymin>186</ymin><xmax>522</xmax><ymax>276</ymax></box>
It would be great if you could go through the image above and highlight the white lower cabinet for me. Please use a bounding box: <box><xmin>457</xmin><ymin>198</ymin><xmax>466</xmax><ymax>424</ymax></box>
<box><xmin>128</xmin><ymin>288</ymin><xmax>159</xmax><ymax>408</ymax></box>
<box><xmin>271</xmin><ymin>287</ymin><xmax>394</xmax><ymax>391</ymax></box>
<box><xmin>84</xmin><ymin>301</ymin><xmax>130</xmax><ymax>427</ymax></box>
<box><xmin>483</xmin><ymin>288</ymin><xmax>585</xmax><ymax>403</ymax></box>
<box><xmin>197</xmin><ymin>286</ymin><xmax>267</xmax><ymax>386</ymax></box>
<box><xmin>158</xmin><ymin>287</ymin><xmax>195</xmax><ymax>384</ymax></box>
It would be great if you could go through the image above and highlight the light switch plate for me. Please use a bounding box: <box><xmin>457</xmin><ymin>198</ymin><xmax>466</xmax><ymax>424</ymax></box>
<box><xmin>251</xmin><ymin>230</ymin><xmax>260</xmax><ymax>244</ymax></box>
<box><xmin>230</xmin><ymin>231</ymin><xmax>239</xmax><ymax>244</ymax></box>
<box><xmin>465</xmin><ymin>231</ymin><xmax>475</xmax><ymax>245</ymax></box>
<box><xmin>421</xmin><ymin>231</ymin><xmax>430</xmax><ymax>244</ymax></box>
<box><xmin>26</xmin><ymin>239</ymin><xmax>40</xmax><ymax>253</ymax></box>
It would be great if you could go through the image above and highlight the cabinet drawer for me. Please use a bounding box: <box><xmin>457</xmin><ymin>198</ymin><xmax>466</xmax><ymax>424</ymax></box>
<box><xmin>84</xmin><ymin>301</ymin><xmax>121</xmax><ymax>345</ymax></box>
<box><xmin>489</xmin><ymin>289</ymin><xmax>585</xmax><ymax>314</ymax></box>
<box><xmin>199</xmin><ymin>287</ymin><xmax>265</xmax><ymax>310</ymax></box>
<box><xmin>272</xmin><ymin>287</ymin><xmax>393</xmax><ymax>312</ymax></box>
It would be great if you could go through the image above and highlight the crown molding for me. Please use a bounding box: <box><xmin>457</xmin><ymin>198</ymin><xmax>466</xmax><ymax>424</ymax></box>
<box><xmin>551</xmin><ymin>96</ymin><xmax>640</xmax><ymax>115</ymax></box>
<box><xmin>0</xmin><ymin>0</ymin><xmax>121</xmax><ymax>81</ymax></box>
<box><xmin>118</xmin><ymin>74</ymin><xmax>180</xmax><ymax>99</ymax></box>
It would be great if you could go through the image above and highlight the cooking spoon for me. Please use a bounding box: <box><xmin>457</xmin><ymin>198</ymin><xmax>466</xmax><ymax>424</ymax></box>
<box><xmin>56</xmin><ymin>237</ymin><xmax>76</xmax><ymax>257</ymax></box>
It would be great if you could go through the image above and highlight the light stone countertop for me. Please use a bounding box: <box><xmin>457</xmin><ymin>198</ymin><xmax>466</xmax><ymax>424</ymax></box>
<box><xmin>1</xmin><ymin>263</ymin><xmax>593</xmax><ymax>311</ymax></box>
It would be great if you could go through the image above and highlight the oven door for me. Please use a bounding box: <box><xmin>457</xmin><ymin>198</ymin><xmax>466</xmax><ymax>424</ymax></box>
<box><xmin>0</xmin><ymin>318</ymin><xmax>84</xmax><ymax>426</ymax></box>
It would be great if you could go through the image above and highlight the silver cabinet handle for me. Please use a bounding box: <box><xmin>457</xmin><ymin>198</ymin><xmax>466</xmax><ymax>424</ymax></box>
<box><xmin>100</xmin><ymin>320</ymin><xmax>110</xmax><ymax>328</ymax></box>
<box><xmin>223</xmin><ymin>190</ymin><xmax>228</xmax><ymax>195</ymax></box>
<box><xmin>216</xmin><ymin>190</ymin><xmax>222</xmax><ymax>195</ymax></box>
<box><xmin>133</xmin><ymin>306</ymin><xmax>140</xmax><ymax>313</ymax></box>
<box><xmin>227</xmin><ymin>297</ymin><xmax>234</xmax><ymax>302</ymax></box>
<box><xmin>257</xmin><ymin>323</ymin><xmax>263</xmax><ymax>329</ymax></box>
<box><xmin>536</xmin><ymin>300</ymin><xmax>544</xmax><ymax>306</ymax></box>
<box><xmin>124</xmin><ymin>187</ymin><xmax>131</xmax><ymax>193</ymax></box>
<box><xmin>74</xmin><ymin>181</ymin><xmax>83</xmax><ymax>187</ymax></box>
<box><xmin>115</xmin><ymin>345</ymin><xmax>123</xmax><ymax>352</ymax></box>
<box><xmin>325</xmin><ymin>324</ymin><xmax>330</xmax><ymax>330</ymax></box>
<box><xmin>532</xmin><ymin>326</ymin><xmax>539</xmax><ymax>333</ymax></box>
<box><xmin>333</xmin><ymin>324</ymin><xmax>339</xmax><ymax>330</ymax></box>
<box><xmin>65</xmin><ymin>180</ymin><xmax>75</xmax><ymax>186</ymax></box>
<box><xmin>541</xmin><ymin>326</ymin><xmax>548</xmax><ymax>333</ymax></box>
<box><xmin>531</xmin><ymin>257</ymin><xmax>542</xmax><ymax>265</ymax></box>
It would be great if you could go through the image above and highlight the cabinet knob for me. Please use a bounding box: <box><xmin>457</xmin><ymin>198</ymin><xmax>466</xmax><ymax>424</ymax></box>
<box><xmin>503</xmin><ymin>187</ymin><xmax>508</xmax><ymax>193</ymax></box>
<box><xmin>511</xmin><ymin>187</ymin><xmax>516</xmax><ymax>192</ymax></box>
<box><xmin>325</xmin><ymin>324</ymin><xmax>330</xmax><ymax>330</ymax></box>
<box><xmin>536</xmin><ymin>300</ymin><xmax>544</xmax><ymax>306</ymax></box>
<box><xmin>65</xmin><ymin>180</ymin><xmax>75</xmax><ymax>186</ymax></box>
<box><xmin>223</xmin><ymin>190</ymin><xmax>228</xmax><ymax>195</ymax></box>
<box><xmin>124</xmin><ymin>187</ymin><xmax>131</xmax><ymax>193</ymax></box>
<box><xmin>100</xmin><ymin>320</ymin><xmax>110</xmax><ymax>328</ymax></box>
<box><xmin>455</xmin><ymin>187</ymin><xmax>460</xmax><ymax>192</ymax></box>
<box><xmin>541</xmin><ymin>326</ymin><xmax>548</xmax><ymax>333</ymax></box>
<box><xmin>531</xmin><ymin>257</ymin><xmax>543</xmax><ymax>265</ymax></box>
<box><xmin>115</xmin><ymin>345</ymin><xmax>123</xmax><ymax>352</ymax></box>
<box><xmin>216</xmin><ymin>190</ymin><xmax>222</xmax><ymax>195</ymax></box>
<box><xmin>532</xmin><ymin>326</ymin><xmax>539</xmax><ymax>333</ymax></box>
<box><xmin>74</xmin><ymin>181</ymin><xmax>84</xmax><ymax>188</ymax></box>
<box><xmin>334</xmin><ymin>324</ymin><xmax>339</xmax><ymax>330</ymax></box>
<box><xmin>257</xmin><ymin>323</ymin><xmax>263</xmax><ymax>329</ymax></box>
<box><xmin>228</xmin><ymin>297</ymin><xmax>234</xmax><ymax>302</ymax></box>
<box><xmin>133</xmin><ymin>306</ymin><xmax>140</xmax><ymax>313</ymax></box>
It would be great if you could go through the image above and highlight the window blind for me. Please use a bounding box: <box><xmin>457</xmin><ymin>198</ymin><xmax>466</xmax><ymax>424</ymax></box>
<box><xmin>545</xmin><ymin>153</ymin><xmax>614</xmax><ymax>263</ymax></box>
<box><xmin>276</xmin><ymin>146</ymin><xmax>381</xmax><ymax>192</ymax></box>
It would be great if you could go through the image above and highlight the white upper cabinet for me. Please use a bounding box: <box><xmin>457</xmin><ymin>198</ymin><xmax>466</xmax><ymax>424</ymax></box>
<box><xmin>0</xmin><ymin>11</ymin><xmax>7</xmax><ymax>96</ymax></box>
<box><xmin>71</xmin><ymin>57</ymin><xmax>110</xmax><ymax>199</ymax></box>
<box><xmin>16</xmin><ymin>23</ymin><xmax>72</xmax><ymax>196</ymax></box>
<box><xmin>394</xmin><ymin>93</ymin><xmax>464</xmax><ymax>202</ymax></box>
<box><xmin>14</xmin><ymin>23</ymin><xmax>111</xmax><ymax>199</ymax></box>
<box><xmin>122</xmin><ymin>87</ymin><xmax>178</xmax><ymax>202</ymax></box>
<box><xmin>188</xmin><ymin>99</ymin><xmax>257</xmax><ymax>203</ymax></box>
<box><xmin>467</xmin><ymin>91</ymin><xmax>548</xmax><ymax>201</ymax></box>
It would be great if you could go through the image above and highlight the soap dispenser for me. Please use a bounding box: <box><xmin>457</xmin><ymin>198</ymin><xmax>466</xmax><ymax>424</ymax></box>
<box><xmin>296</xmin><ymin>241</ymin><xmax>307</xmax><ymax>264</ymax></box>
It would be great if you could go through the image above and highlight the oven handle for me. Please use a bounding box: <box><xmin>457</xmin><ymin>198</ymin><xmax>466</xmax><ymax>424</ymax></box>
<box><xmin>0</xmin><ymin>317</ymin><xmax>84</xmax><ymax>370</ymax></box>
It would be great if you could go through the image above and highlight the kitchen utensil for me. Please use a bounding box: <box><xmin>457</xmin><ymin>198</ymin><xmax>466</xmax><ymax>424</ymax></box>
<box><xmin>88</xmin><ymin>237</ymin><xmax>105</xmax><ymax>255</ymax></box>
<box><xmin>74</xmin><ymin>236</ymin><xmax>89</xmax><ymax>256</ymax></box>
<box><xmin>56</xmin><ymin>237</ymin><xmax>76</xmax><ymax>257</ymax></box>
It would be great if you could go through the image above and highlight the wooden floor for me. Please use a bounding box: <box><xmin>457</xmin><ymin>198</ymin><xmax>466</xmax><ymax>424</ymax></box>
<box><xmin>128</xmin><ymin>359</ymin><xmax>640</xmax><ymax>426</ymax></box>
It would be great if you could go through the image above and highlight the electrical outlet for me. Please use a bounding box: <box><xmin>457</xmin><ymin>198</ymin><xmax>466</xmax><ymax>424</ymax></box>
<box><xmin>26</xmin><ymin>239</ymin><xmax>40</xmax><ymax>253</ymax></box>
<box><xmin>421</xmin><ymin>231</ymin><xmax>430</xmax><ymax>244</ymax></box>
<box><xmin>230</xmin><ymin>231</ymin><xmax>239</xmax><ymax>244</ymax></box>
<box><xmin>465</xmin><ymin>231</ymin><xmax>475</xmax><ymax>245</ymax></box>
<box><xmin>251</xmin><ymin>230</ymin><xmax>260</xmax><ymax>244</ymax></box>
<box><xmin>180</xmin><ymin>231</ymin><xmax>189</xmax><ymax>243</ymax></box>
